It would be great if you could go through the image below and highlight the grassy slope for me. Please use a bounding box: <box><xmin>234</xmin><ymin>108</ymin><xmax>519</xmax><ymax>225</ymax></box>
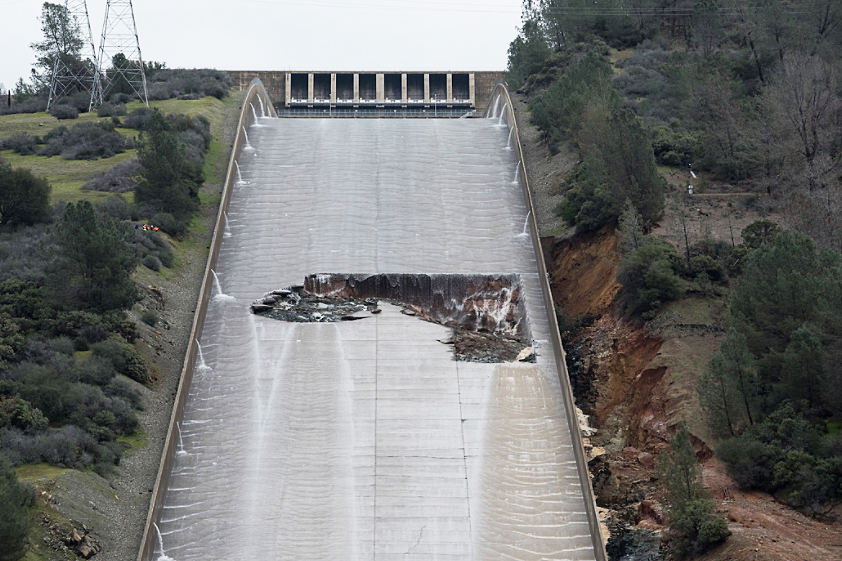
<box><xmin>0</xmin><ymin>96</ymin><xmax>230</xmax><ymax>205</ymax></box>
<box><xmin>1</xmin><ymin>93</ymin><xmax>240</xmax><ymax>561</ymax></box>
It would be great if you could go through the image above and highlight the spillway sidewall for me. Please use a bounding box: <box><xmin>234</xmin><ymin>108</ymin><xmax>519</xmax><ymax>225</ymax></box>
<box><xmin>488</xmin><ymin>84</ymin><xmax>608</xmax><ymax>561</ymax></box>
<box><xmin>136</xmin><ymin>79</ymin><xmax>276</xmax><ymax>561</ymax></box>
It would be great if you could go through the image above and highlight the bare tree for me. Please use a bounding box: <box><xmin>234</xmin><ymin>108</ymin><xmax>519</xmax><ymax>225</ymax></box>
<box><xmin>801</xmin><ymin>0</ymin><xmax>842</xmax><ymax>56</ymax></box>
<box><xmin>766</xmin><ymin>53</ymin><xmax>841</xmax><ymax>191</ymax></box>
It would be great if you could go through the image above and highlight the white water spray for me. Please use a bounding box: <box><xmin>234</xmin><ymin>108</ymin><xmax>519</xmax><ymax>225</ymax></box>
<box><xmin>194</xmin><ymin>340</ymin><xmax>212</xmax><ymax>381</ymax></box>
<box><xmin>153</xmin><ymin>523</ymin><xmax>176</xmax><ymax>561</ymax></box>
<box><xmin>506</xmin><ymin>127</ymin><xmax>514</xmax><ymax>150</ymax></box>
<box><xmin>257</xmin><ymin>95</ymin><xmax>266</xmax><ymax>118</ymax></box>
<box><xmin>512</xmin><ymin>163</ymin><xmax>521</xmax><ymax>184</ymax></box>
<box><xmin>176</xmin><ymin>422</ymin><xmax>187</xmax><ymax>455</ymax></box>
<box><xmin>223</xmin><ymin>212</ymin><xmax>231</xmax><ymax>238</ymax></box>
<box><xmin>515</xmin><ymin>211</ymin><xmax>531</xmax><ymax>240</ymax></box>
<box><xmin>498</xmin><ymin>102</ymin><xmax>508</xmax><ymax>126</ymax></box>
<box><xmin>234</xmin><ymin>161</ymin><xmax>246</xmax><ymax>186</ymax></box>
<box><xmin>242</xmin><ymin>127</ymin><xmax>254</xmax><ymax>151</ymax></box>
<box><xmin>211</xmin><ymin>270</ymin><xmax>234</xmax><ymax>301</ymax></box>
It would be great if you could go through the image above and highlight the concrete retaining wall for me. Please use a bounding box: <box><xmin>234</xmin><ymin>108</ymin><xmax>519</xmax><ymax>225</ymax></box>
<box><xmin>485</xmin><ymin>84</ymin><xmax>609</xmax><ymax>561</ymax></box>
<box><xmin>136</xmin><ymin>79</ymin><xmax>277</xmax><ymax>561</ymax></box>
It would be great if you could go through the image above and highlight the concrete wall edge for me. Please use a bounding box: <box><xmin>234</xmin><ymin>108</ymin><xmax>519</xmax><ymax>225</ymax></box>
<box><xmin>485</xmin><ymin>83</ymin><xmax>609</xmax><ymax>561</ymax></box>
<box><xmin>136</xmin><ymin>78</ymin><xmax>277</xmax><ymax>561</ymax></box>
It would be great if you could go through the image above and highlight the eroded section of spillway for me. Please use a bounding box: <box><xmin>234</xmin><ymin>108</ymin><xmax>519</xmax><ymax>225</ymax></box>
<box><xmin>153</xmin><ymin>117</ymin><xmax>598</xmax><ymax>561</ymax></box>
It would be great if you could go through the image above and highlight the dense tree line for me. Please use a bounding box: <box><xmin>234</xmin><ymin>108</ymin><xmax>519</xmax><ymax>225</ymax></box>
<box><xmin>524</xmin><ymin>45</ymin><xmax>666</xmax><ymax>232</ymax></box>
<box><xmin>0</xmin><ymin>123</ymin><xmax>198</xmax><ymax>555</ymax></box>
<box><xmin>509</xmin><ymin>0</ymin><xmax>842</xmax><ymax>249</ymax></box>
<box><xmin>699</xmin><ymin>230</ymin><xmax>842</xmax><ymax>513</ymax></box>
<box><xmin>506</xmin><ymin>0</ymin><xmax>842</xmax><ymax>533</ymax></box>
<box><xmin>0</xmin><ymin>104</ymin><xmax>209</xmax><ymax>480</ymax></box>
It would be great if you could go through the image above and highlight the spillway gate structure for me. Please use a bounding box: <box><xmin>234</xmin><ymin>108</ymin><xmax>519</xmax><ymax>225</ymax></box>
<box><xmin>138</xmin><ymin>80</ymin><xmax>606</xmax><ymax>561</ymax></box>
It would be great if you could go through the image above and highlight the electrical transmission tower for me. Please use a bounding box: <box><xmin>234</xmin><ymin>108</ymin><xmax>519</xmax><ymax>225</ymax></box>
<box><xmin>97</xmin><ymin>0</ymin><xmax>148</xmax><ymax>105</ymax></box>
<box><xmin>47</xmin><ymin>0</ymin><xmax>103</xmax><ymax>111</ymax></box>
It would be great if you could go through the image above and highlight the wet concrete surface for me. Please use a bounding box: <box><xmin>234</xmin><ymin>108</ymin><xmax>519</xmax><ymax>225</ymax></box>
<box><xmin>154</xmin><ymin>117</ymin><xmax>597</xmax><ymax>561</ymax></box>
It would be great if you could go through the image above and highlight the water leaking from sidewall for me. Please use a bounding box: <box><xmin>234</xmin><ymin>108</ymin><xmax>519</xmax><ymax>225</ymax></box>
<box><xmin>152</xmin><ymin>116</ymin><xmax>598</xmax><ymax>561</ymax></box>
<box><xmin>242</xmin><ymin>127</ymin><xmax>253</xmax><ymax>151</ymax></box>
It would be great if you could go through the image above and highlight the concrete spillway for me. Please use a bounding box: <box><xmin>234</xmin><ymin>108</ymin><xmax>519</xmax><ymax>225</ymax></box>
<box><xmin>154</xmin><ymin>116</ymin><xmax>598</xmax><ymax>561</ymax></box>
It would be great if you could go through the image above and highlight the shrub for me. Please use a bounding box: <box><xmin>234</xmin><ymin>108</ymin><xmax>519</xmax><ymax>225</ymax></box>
<box><xmin>0</xmin><ymin>132</ymin><xmax>39</xmax><ymax>155</ymax></box>
<box><xmin>142</xmin><ymin>254</ymin><xmax>162</xmax><ymax>271</ymax></box>
<box><xmin>39</xmin><ymin>121</ymin><xmax>131</xmax><ymax>160</ymax></box>
<box><xmin>145</xmin><ymin>68</ymin><xmax>232</xmax><ymax>101</ymax></box>
<box><xmin>688</xmin><ymin>254</ymin><xmax>724</xmax><ymax>282</ymax></box>
<box><xmin>63</xmin><ymin>91</ymin><xmax>94</xmax><ymax>113</ymax></box>
<box><xmin>49</xmin><ymin>104</ymin><xmax>79</xmax><ymax>120</ymax></box>
<box><xmin>140</xmin><ymin>310</ymin><xmax>158</xmax><ymax>327</ymax></box>
<box><xmin>127</xmin><ymin>227</ymin><xmax>174</xmax><ymax>268</ymax></box>
<box><xmin>1</xmin><ymin>425</ymin><xmax>99</xmax><ymax>468</ymax></box>
<box><xmin>104</xmin><ymin>377</ymin><xmax>142</xmax><ymax>409</ymax></box>
<box><xmin>96</xmin><ymin>102</ymin><xmax>126</xmax><ymax>117</ymax></box>
<box><xmin>75</xmin><ymin>355</ymin><xmax>116</xmax><ymax>386</ymax></box>
<box><xmin>97</xmin><ymin>194</ymin><xmax>133</xmax><ymax>220</ymax></box>
<box><xmin>651</xmin><ymin>126</ymin><xmax>697</xmax><ymax>167</ymax></box>
<box><xmin>716</xmin><ymin>434</ymin><xmax>778</xmax><ymax>490</ymax></box>
<box><xmin>0</xmin><ymin>396</ymin><xmax>49</xmax><ymax>431</ymax></box>
<box><xmin>617</xmin><ymin>236</ymin><xmax>683</xmax><ymax>318</ymax></box>
<box><xmin>84</xmin><ymin>159</ymin><xmax>141</xmax><ymax>193</ymax></box>
<box><xmin>90</xmin><ymin>338</ymin><xmax>147</xmax><ymax>384</ymax></box>
<box><xmin>0</xmin><ymin>164</ymin><xmax>52</xmax><ymax>227</ymax></box>
<box><xmin>0</xmin><ymin>96</ymin><xmax>46</xmax><ymax>115</ymax></box>
<box><xmin>122</xmin><ymin>107</ymin><xmax>156</xmax><ymax>130</ymax></box>
<box><xmin>150</xmin><ymin>212</ymin><xmax>188</xmax><ymax>238</ymax></box>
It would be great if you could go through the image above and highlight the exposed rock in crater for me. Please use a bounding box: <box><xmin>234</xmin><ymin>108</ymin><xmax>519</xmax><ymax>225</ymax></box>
<box><xmin>251</xmin><ymin>286</ymin><xmax>378</xmax><ymax>322</ymax></box>
<box><xmin>251</xmin><ymin>278</ymin><xmax>535</xmax><ymax>363</ymax></box>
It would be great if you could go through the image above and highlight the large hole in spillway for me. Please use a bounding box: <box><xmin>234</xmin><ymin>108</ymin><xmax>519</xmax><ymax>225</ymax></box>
<box><xmin>250</xmin><ymin>273</ymin><xmax>535</xmax><ymax>363</ymax></box>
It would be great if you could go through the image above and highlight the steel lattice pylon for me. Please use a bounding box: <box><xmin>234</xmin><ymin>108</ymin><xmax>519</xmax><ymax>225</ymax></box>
<box><xmin>97</xmin><ymin>0</ymin><xmax>148</xmax><ymax>105</ymax></box>
<box><xmin>47</xmin><ymin>0</ymin><xmax>103</xmax><ymax>111</ymax></box>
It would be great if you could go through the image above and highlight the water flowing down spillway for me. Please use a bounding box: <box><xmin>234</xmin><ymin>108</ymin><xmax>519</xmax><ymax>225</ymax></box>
<box><xmin>154</xmin><ymin>117</ymin><xmax>598</xmax><ymax>561</ymax></box>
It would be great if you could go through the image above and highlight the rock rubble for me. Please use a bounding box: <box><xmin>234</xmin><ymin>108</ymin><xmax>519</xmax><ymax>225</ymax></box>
<box><xmin>252</xmin><ymin>285</ymin><xmax>535</xmax><ymax>363</ymax></box>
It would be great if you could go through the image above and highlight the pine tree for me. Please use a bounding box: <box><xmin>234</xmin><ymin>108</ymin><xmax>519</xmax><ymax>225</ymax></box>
<box><xmin>657</xmin><ymin>423</ymin><xmax>730</xmax><ymax>557</ymax></box>
<box><xmin>49</xmin><ymin>201</ymin><xmax>139</xmax><ymax>311</ymax></box>
<box><xmin>135</xmin><ymin>111</ymin><xmax>200</xmax><ymax>220</ymax></box>
<box><xmin>0</xmin><ymin>164</ymin><xmax>52</xmax><ymax>227</ymax></box>
<box><xmin>30</xmin><ymin>2</ymin><xmax>85</xmax><ymax>90</ymax></box>
<box><xmin>0</xmin><ymin>456</ymin><xmax>31</xmax><ymax>561</ymax></box>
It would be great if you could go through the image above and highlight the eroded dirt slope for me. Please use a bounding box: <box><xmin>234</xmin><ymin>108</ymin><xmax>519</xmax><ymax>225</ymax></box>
<box><xmin>512</xmin><ymin>90</ymin><xmax>842</xmax><ymax>561</ymax></box>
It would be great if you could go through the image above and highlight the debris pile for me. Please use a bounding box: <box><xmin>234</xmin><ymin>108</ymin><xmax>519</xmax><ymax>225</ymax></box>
<box><xmin>252</xmin><ymin>284</ymin><xmax>535</xmax><ymax>363</ymax></box>
<box><xmin>448</xmin><ymin>328</ymin><xmax>535</xmax><ymax>363</ymax></box>
<box><xmin>251</xmin><ymin>286</ymin><xmax>379</xmax><ymax>322</ymax></box>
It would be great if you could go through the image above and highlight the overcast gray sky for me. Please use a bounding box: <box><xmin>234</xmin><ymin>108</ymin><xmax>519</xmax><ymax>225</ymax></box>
<box><xmin>0</xmin><ymin>0</ymin><xmax>524</xmax><ymax>91</ymax></box>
